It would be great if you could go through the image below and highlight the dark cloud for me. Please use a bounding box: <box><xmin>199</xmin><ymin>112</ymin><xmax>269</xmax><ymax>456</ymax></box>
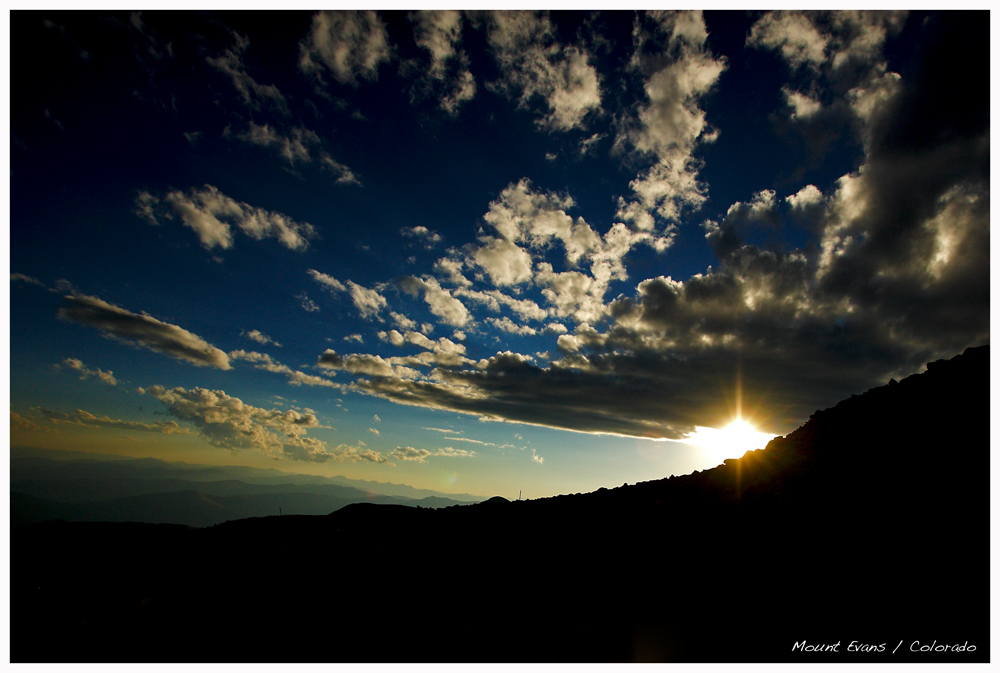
<box><xmin>320</xmin><ymin>15</ymin><xmax>987</xmax><ymax>441</ymax></box>
<box><xmin>58</xmin><ymin>294</ymin><xmax>231</xmax><ymax>370</ymax></box>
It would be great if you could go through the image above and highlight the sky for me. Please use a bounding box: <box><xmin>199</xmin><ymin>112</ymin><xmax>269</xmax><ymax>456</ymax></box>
<box><xmin>9</xmin><ymin>10</ymin><xmax>990</xmax><ymax>499</ymax></box>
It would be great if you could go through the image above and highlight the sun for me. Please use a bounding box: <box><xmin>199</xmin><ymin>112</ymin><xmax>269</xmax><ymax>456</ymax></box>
<box><xmin>683</xmin><ymin>418</ymin><xmax>774</xmax><ymax>457</ymax></box>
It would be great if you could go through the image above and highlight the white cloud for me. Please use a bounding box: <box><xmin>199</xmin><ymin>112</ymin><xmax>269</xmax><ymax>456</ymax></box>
<box><xmin>484</xmin><ymin>11</ymin><xmax>602</xmax><ymax>131</ymax></box>
<box><xmin>401</xmin><ymin>225</ymin><xmax>444</xmax><ymax>248</ymax></box>
<box><xmin>388</xmin><ymin>445</ymin><xmax>475</xmax><ymax>463</ymax></box>
<box><xmin>317</xmin><ymin>350</ymin><xmax>423</xmax><ymax>380</ymax></box>
<box><xmin>299</xmin><ymin>10</ymin><xmax>392</xmax><ymax>86</ymax></box>
<box><xmin>57</xmin><ymin>358</ymin><xmax>118</xmax><ymax>386</ymax></box>
<box><xmin>389</xmin><ymin>446</ymin><xmax>431</xmax><ymax>462</ymax></box>
<box><xmin>297</xmin><ymin>293</ymin><xmax>320</xmax><ymax>313</ymax></box>
<box><xmin>390</xmin><ymin>311</ymin><xmax>418</xmax><ymax>330</ymax></box>
<box><xmin>137</xmin><ymin>185</ymin><xmax>316</xmax><ymax>252</ymax></box>
<box><xmin>614</xmin><ymin>11</ymin><xmax>726</xmax><ymax>230</ymax></box>
<box><xmin>433</xmin><ymin>447</ymin><xmax>475</xmax><ymax>458</ymax></box>
<box><xmin>58</xmin><ymin>293</ymin><xmax>231</xmax><ymax>370</ymax></box>
<box><xmin>238</xmin><ymin>122</ymin><xmax>317</xmax><ymax>165</ymax></box>
<box><xmin>308</xmin><ymin>269</ymin><xmax>347</xmax><ymax>293</ymax></box>
<box><xmin>344</xmin><ymin>334</ymin><xmax>364</xmax><ymax>343</ymax></box>
<box><xmin>320</xmin><ymin>153</ymin><xmax>363</xmax><ymax>186</ymax></box>
<box><xmin>433</xmin><ymin>257</ymin><xmax>472</xmax><ymax>287</ymax></box>
<box><xmin>142</xmin><ymin>385</ymin><xmax>388</xmax><ymax>464</ymax></box>
<box><xmin>786</xmin><ymin>185</ymin><xmax>824</xmax><ymax>210</ymax></box>
<box><xmin>783</xmin><ymin>87</ymin><xmax>822</xmax><ymax>119</ymax></box>
<box><xmin>369</xmin><ymin>427</ymin><xmax>380</xmax><ymax>435</ymax></box>
<box><xmin>398</xmin><ymin>276</ymin><xmax>471</xmax><ymax>326</ymax></box>
<box><xmin>487</xmin><ymin>317</ymin><xmax>537</xmax><ymax>336</ymax></box>
<box><xmin>471</xmin><ymin>237</ymin><xmax>534</xmax><ymax>287</ymax></box>
<box><xmin>748</xmin><ymin>11</ymin><xmax>908</xmax><ymax>135</ymax></box>
<box><xmin>747</xmin><ymin>11</ymin><xmax>829</xmax><ymax>70</ymax></box>
<box><xmin>408</xmin><ymin>10</ymin><xmax>477</xmax><ymax>115</ymax></box>
<box><xmin>346</xmin><ymin>281</ymin><xmax>388</xmax><ymax>319</ymax></box>
<box><xmin>456</xmin><ymin>288</ymin><xmax>549</xmax><ymax>322</ymax></box>
<box><xmin>243</xmin><ymin>329</ymin><xmax>281</xmax><ymax>347</ymax></box>
<box><xmin>308</xmin><ymin>270</ymin><xmax>387</xmax><ymax>319</ymax></box>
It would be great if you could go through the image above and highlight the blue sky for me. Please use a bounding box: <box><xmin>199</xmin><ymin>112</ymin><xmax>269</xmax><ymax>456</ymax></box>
<box><xmin>9</xmin><ymin>10</ymin><xmax>989</xmax><ymax>498</ymax></box>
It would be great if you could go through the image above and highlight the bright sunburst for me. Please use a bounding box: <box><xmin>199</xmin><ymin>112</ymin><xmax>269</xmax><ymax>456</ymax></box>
<box><xmin>683</xmin><ymin>419</ymin><xmax>774</xmax><ymax>457</ymax></box>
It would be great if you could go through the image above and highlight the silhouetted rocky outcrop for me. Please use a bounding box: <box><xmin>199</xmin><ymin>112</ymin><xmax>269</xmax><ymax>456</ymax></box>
<box><xmin>11</xmin><ymin>346</ymin><xmax>989</xmax><ymax>663</ymax></box>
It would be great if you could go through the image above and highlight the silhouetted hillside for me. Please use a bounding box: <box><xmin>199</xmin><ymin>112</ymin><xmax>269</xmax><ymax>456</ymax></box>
<box><xmin>11</xmin><ymin>346</ymin><xmax>989</xmax><ymax>663</ymax></box>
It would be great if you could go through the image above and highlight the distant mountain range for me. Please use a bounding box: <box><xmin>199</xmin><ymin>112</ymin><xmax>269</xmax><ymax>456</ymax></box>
<box><xmin>11</xmin><ymin>346</ymin><xmax>989</xmax><ymax>663</ymax></box>
<box><xmin>11</xmin><ymin>451</ymin><xmax>483</xmax><ymax>527</ymax></box>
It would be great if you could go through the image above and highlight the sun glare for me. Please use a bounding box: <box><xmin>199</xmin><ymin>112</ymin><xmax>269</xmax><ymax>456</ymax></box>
<box><xmin>683</xmin><ymin>419</ymin><xmax>774</xmax><ymax>457</ymax></box>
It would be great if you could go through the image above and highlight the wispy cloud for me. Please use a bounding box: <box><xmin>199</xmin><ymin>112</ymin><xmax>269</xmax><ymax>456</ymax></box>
<box><xmin>229</xmin><ymin>350</ymin><xmax>343</xmax><ymax>389</ymax></box>
<box><xmin>206</xmin><ymin>30</ymin><xmax>289</xmax><ymax>114</ymax></box>
<box><xmin>36</xmin><ymin>407</ymin><xmax>189</xmax><ymax>435</ymax></box>
<box><xmin>242</xmin><ymin>329</ymin><xmax>281</xmax><ymax>347</ymax></box>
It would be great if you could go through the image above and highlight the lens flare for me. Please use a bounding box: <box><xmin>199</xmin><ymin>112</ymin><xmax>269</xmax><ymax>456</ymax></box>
<box><xmin>683</xmin><ymin>419</ymin><xmax>773</xmax><ymax>456</ymax></box>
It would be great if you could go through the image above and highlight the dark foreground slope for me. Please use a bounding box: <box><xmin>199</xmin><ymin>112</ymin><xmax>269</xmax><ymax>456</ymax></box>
<box><xmin>11</xmin><ymin>346</ymin><xmax>989</xmax><ymax>663</ymax></box>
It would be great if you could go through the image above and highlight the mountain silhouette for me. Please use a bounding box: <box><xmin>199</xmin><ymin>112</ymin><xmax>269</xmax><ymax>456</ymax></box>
<box><xmin>11</xmin><ymin>346</ymin><xmax>989</xmax><ymax>662</ymax></box>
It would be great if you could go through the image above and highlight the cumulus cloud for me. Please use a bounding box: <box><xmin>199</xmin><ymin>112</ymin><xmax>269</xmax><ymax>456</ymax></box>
<box><xmin>401</xmin><ymin>225</ymin><xmax>444</xmax><ymax>248</ymax></box>
<box><xmin>786</xmin><ymin>184</ymin><xmax>824</xmax><ymax>210</ymax></box>
<box><xmin>325</xmin><ymin>41</ymin><xmax>987</xmax><ymax>442</ymax></box>
<box><xmin>379</xmin><ymin>330</ymin><xmax>468</xmax><ymax>359</ymax></box>
<box><xmin>140</xmin><ymin>385</ymin><xmax>386</xmax><ymax>463</ymax></box>
<box><xmin>57</xmin><ymin>358</ymin><xmax>118</xmax><ymax>386</ymax></box>
<box><xmin>390</xmin><ymin>311</ymin><xmax>418</xmax><ymax>331</ymax></box>
<box><xmin>308</xmin><ymin>270</ymin><xmax>387</xmax><ymax>319</ymax></box>
<box><xmin>748</xmin><ymin>10</ymin><xmax>909</xmax><ymax>147</ymax></box>
<box><xmin>614</xmin><ymin>11</ymin><xmax>726</xmax><ymax>230</ymax></box>
<box><xmin>407</xmin><ymin>10</ymin><xmax>477</xmax><ymax>115</ymax></box>
<box><xmin>389</xmin><ymin>446</ymin><xmax>431</xmax><ymax>462</ymax></box>
<box><xmin>58</xmin><ymin>293</ymin><xmax>230</xmax><ymax>370</ymax></box>
<box><xmin>136</xmin><ymin>185</ymin><xmax>316</xmax><ymax>251</ymax></box>
<box><xmin>299</xmin><ymin>10</ymin><xmax>392</xmax><ymax>87</ymax></box>
<box><xmin>317</xmin><ymin>350</ymin><xmax>423</xmax><ymax>380</ymax></box>
<box><xmin>450</xmin><ymin>179</ymin><xmax>667</xmax><ymax>325</ymax></box>
<box><xmin>455</xmin><ymin>288</ymin><xmax>549</xmax><ymax>323</ymax></box>
<box><xmin>483</xmin><ymin>10</ymin><xmax>602</xmax><ymax>131</ymax></box>
<box><xmin>242</xmin><ymin>329</ymin><xmax>281</xmax><ymax>347</ymax></box>
<box><xmin>747</xmin><ymin>11</ymin><xmax>829</xmax><ymax>70</ymax></box>
<box><xmin>398</xmin><ymin>276</ymin><xmax>471</xmax><ymax>326</ymax></box>
<box><xmin>487</xmin><ymin>317</ymin><xmax>537</xmax><ymax>336</ymax></box>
